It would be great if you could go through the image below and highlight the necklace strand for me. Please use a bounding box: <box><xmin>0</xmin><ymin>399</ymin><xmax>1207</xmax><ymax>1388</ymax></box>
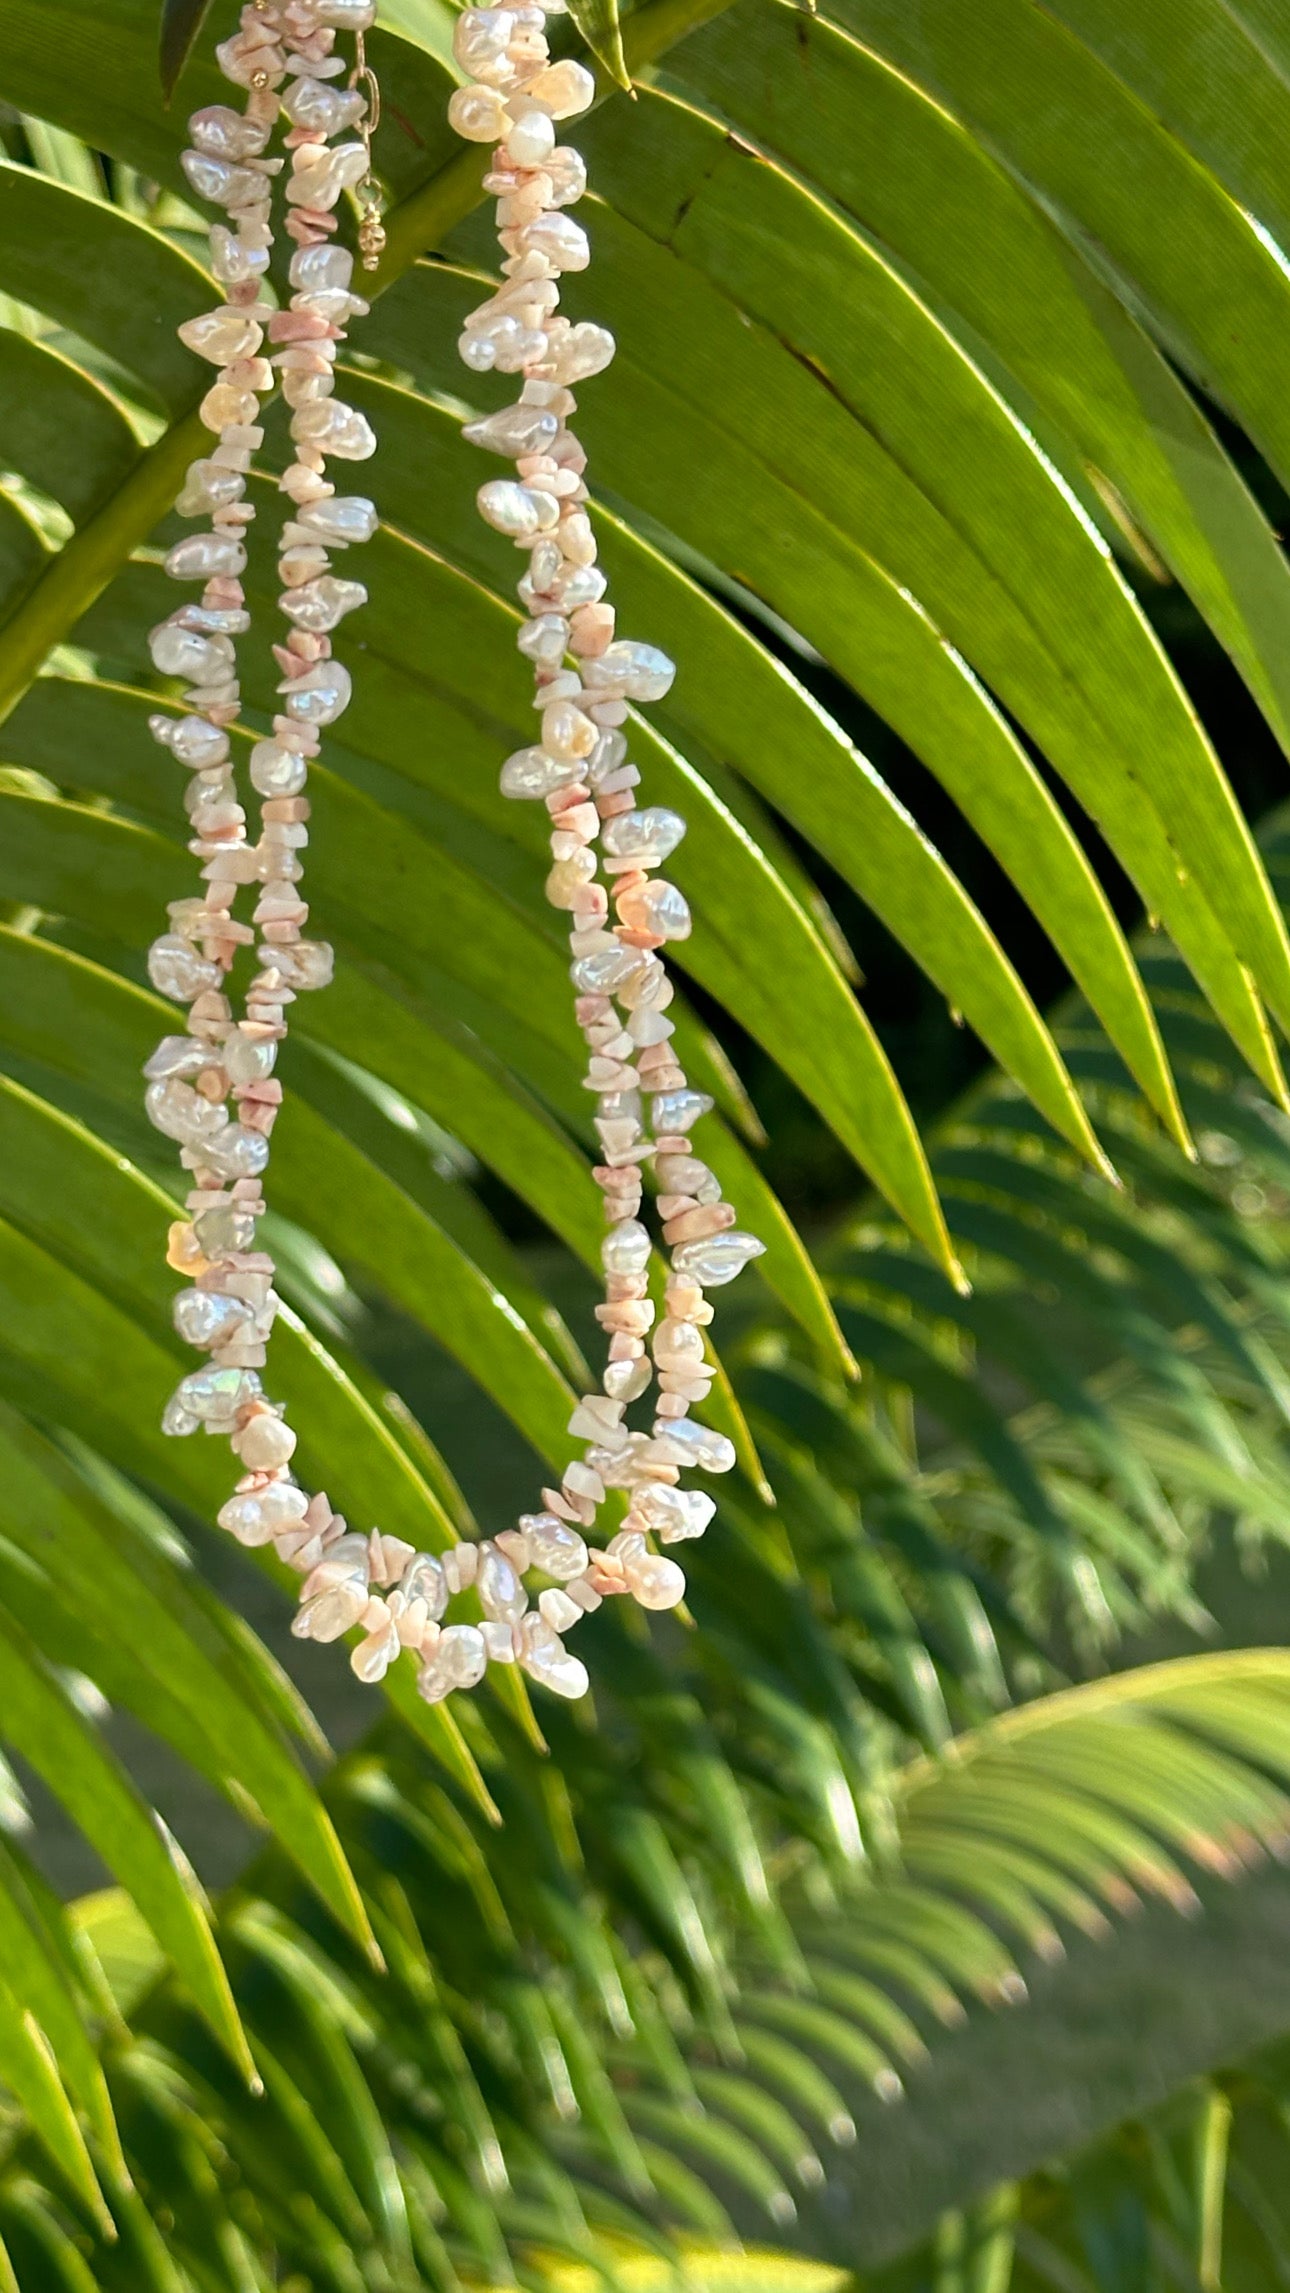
<box><xmin>143</xmin><ymin>0</ymin><xmax>763</xmax><ymax>1707</ymax></box>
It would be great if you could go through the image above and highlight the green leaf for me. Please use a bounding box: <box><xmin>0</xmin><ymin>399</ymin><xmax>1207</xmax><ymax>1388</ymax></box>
<box><xmin>158</xmin><ymin>0</ymin><xmax>215</xmax><ymax>101</ymax></box>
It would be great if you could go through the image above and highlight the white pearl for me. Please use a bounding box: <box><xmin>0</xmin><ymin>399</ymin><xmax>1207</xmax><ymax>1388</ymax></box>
<box><xmin>545</xmin><ymin>146</ymin><xmax>587</xmax><ymax>206</ymax></box>
<box><xmin>517</xmin><ymin>613</ymin><xmax>570</xmax><ymax>667</ymax></box>
<box><xmin>181</xmin><ymin>153</ymin><xmax>265</xmax><ymax>209</ymax></box>
<box><xmin>477</xmin><ymin>1542</ymin><xmax>528</xmax><ymax>1623</ymax></box>
<box><xmin>282</xmin><ymin>76</ymin><xmax>367</xmax><ymax>136</ymax></box>
<box><xmin>544</xmin><ymin>321</ymin><xmax>615</xmax><ymax>384</ymax></box>
<box><xmin>646</xmin><ymin>1418</ymin><xmax>737</xmax><ymax>1474</ymax></box>
<box><xmin>280</xmin><ymin>575</ymin><xmax>367</xmax><ymax>632</ymax></box>
<box><xmin>523</xmin><ymin>58</ymin><xmax>595</xmax><ymax>117</ymax></box>
<box><xmin>452</xmin><ymin>6</ymin><xmax>515</xmax><ymax>74</ymax></box>
<box><xmin>173</xmin><ymin>1289</ymin><xmax>251</xmax><ymax>1349</ymax></box>
<box><xmin>292</xmin><ymin>399</ymin><xmax>377</xmax><ymax>461</ymax></box>
<box><xmin>602</xmin><ymin>1218</ymin><xmax>651</xmax><ymax>1276</ymax></box>
<box><xmin>518</xmin><ymin>1513</ymin><xmax>589</xmax><ymax>1580</ymax></box>
<box><xmin>147</xmin><ymin>935</ymin><xmax>220</xmax><ymax>1002</ymax></box>
<box><xmin>188</xmin><ymin>105</ymin><xmax>270</xmax><ymax>161</ymax></box>
<box><xmin>149</xmin><ymin>711</ymin><xmax>229</xmax><ymax>767</ymax></box>
<box><xmin>165</xmin><ymin>533</ymin><xmax>246</xmax><ymax>581</ymax></box>
<box><xmin>506</xmin><ymin>111</ymin><xmax>556</xmax><ymax>167</ymax></box>
<box><xmin>623</xmin><ymin>1551</ymin><xmax>686</xmax><ymax>1610</ymax></box>
<box><xmin>177</xmin><ymin>307</ymin><xmax>263</xmax><ymax>365</ymax></box>
<box><xmin>499</xmin><ymin>744</ymin><xmax>580</xmax><ymax>799</ymax></box>
<box><xmin>448</xmin><ymin>84</ymin><xmax>510</xmax><ymax>142</ymax></box>
<box><xmin>519</xmin><ymin>212</ymin><xmax>590</xmax><ymax>272</ymax></box>
<box><xmin>517</xmin><ymin>1615</ymin><xmax>589</xmax><ymax>1699</ymax></box>
<box><xmin>289</xmin><ymin>243</ymin><xmax>355</xmax><ymax>293</ymax></box>
<box><xmin>145</xmin><ymin>1077</ymin><xmax>227</xmax><ymax>1147</ymax></box>
<box><xmin>297</xmin><ymin>495</ymin><xmax>378</xmax><ymax>545</ymax></box>
<box><xmin>477</xmin><ymin>479</ymin><xmax>559</xmax><ymax>536</ymax></box>
<box><xmin>282</xmin><ymin>659</ymin><xmax>353</xmax><ymax>725</ymax></box>
<box><xmin>218</xmin><ymin>1481</ymin><xmax>308</xmax><ymax>1544</ymax></box>
<box><xmin>149</xmin><ymin>622</ymin><xmax>231</xmax><ymax>682</ymax></box>
<box><xmin>223</xmin><ymin>1030</ymin><xmax>277</xmax><ymax>1084</ymax></box>
<box><xmin>463</xmin><ymin>403</ymin><xmax>559</xmax><ymax>457</ymax></box>
<box><xmin>250</xmin><ymin>740</ymin><xmax>309</xmax><ymax>797</ymax></box>
<box><xmin>670</xmin><ymin>1232</ymin><xmax>766</xmax><ymax>1287</ymax></box>
<box><xmin>601</xmin><ymin>807</ymin><xmax>687</xmax><ymax>862</ymax></box>
<box><xmin>584</xmin><ymin>640</ymin><xmax>676</xmax><ymax>701</ymax></box>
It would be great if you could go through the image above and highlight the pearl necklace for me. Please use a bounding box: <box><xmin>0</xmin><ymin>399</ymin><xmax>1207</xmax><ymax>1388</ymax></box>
<box><xmin>144</xmin><ymin>0</ymin><xmax>763</xmax><ymax>1708</ymax></box>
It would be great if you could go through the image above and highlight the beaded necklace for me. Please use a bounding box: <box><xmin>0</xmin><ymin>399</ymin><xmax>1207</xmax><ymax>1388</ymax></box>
<box><xmin>145</xmin><ymin>0</ymin><xmax>763</xmax><ymax>1706</ymax></box>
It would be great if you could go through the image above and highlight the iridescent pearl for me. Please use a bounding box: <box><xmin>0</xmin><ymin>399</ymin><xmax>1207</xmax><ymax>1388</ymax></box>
<box><xmin>250</xmin><ymin>740</ymin><xmax>309</xmax><ymax>797</ymax></box>
<box><xmin>297</xmin><ymin>495</ymin><xmax>379</xmax><ymax>545</ymax></box>
<box><xmin>173</xmin><ymin>1289</ymin><xmax>251</xmax><ymax>1349</ymax></box>
<box><xmin>282</xmin><ymin>659</ymin><xmax>353</xmax><ymax>724</ymax></box>
<box><xmin>517</xmin><ymin>1615</ymin><xmax>588</xmax><ymax>1698</ymax></box>
<box><xmin>518</xmin><ymin>1513</ymin><xmax>589</xmax><ymax>1580</ymax></box>
<box><xmin>671</xmin><ymin>1232</ymin><xmax>767</xmax><ymax>1287</ymax></box>
<box><xmin>149</xmin><ymin>711</ymin><xmax>229</xmax><ymax>767</ymax></box>
<box><xmin>148</xmin><ymin>936</ymin><xmax>221</xmax><ymax>1002</ymax></box>
<box><xmin>280</xmin><ymin>575</ymin><xmax>367</xmax><ymax>632</ymax></box>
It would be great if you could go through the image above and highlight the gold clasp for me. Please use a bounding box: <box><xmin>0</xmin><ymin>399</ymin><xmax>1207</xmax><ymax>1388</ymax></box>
<box><xmin>349</xmin><ymin>29</ymin><xmax>386</xmax><ymax>271</ymax></box>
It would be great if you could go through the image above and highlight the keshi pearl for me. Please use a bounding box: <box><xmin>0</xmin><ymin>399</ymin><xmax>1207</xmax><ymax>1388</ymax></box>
<box><xmin>178</xmin><ymin>307</ymin><xmax>264</xmax><ymax>364</ymax></box>
<box><xmin>204</xmin><ymin>1124</ymin><xmax>271</xmax><ymax>1181</ymax></box>
<box><xmin>585</xmin><ymin>640</ymin><xmax>677</xmax><ymax>701</ymax></box>
<box><xmin>281</xmin><ymin>575</ymin><xmax>367</xmax><ymax>632</ymax></box>
<box><xmin>149</xmin><ymin>712</ymin><xmax>229</xmax><ymax>767</ymax></box>
<box><xmin>602</xmin><ymin>1219</ymin><xmax>651</xmax><ymax>1276</ymax></box>
<box><xmin>274</xmin><ymin>941</ymin><xmax>335</xmax><ymax>990</ymax></box>
<box><xmin>671</xmin><ymin>1232</ymin><xmax>766</xmax><ymax>1286</ymax></box>
<box><xmin>654</xmin><ymin>1316</ymin><xmax>706</xmax><ymax>1368</ymax></box>
<box><xmin>170</xmin><ymin>1363</ymin><xmax>261</xmax><ymax>1428</ymax></box>
<box><xmin>420</xmin><ymin>1624</ymin><xmax>488</xmax><ymax>1697</ymax></box>
<box><xmin>283</xmin><ymin>659</ymin><xmax>353</xmax><ymax>724</ymax></box>
<box><xmin>292</xmin><ymin>399</ymin><xmax>377</xmax><ymax>460</ymax></box>
<box><xmin>237</xmin><ymin>1413</ymin><xmax>297</xmax><ymax>1469</ymax></box>
<box><xmin>173</xmin><ymin>1289</ymin><xmax>250</xmax><ymax>1348</ymax></box>
<box><xmin>288</xmin><ymin>142</ymin><xmax>369</xmax><ymax>213</ymax></box>
<box><xmin>517</xmin><ymin>1615</ymin><xmax>588</xmax><ymax>1699</ymax></box>
<box><xmin>290</xmin><ymin>243</ymin><xmax>355</xmax><ymax>292</ymax></box>
<box><xmin>148</xmin><ymin>936</ymin><xmax>221</xmax><ymax>1002</ymax></box>
<box><xmin>648</xmin><ymin>1417</ymin><xmax>737</xmax><ymax>1474</ymax></box>
<box><xmin>218</xmin><ymin>1482</ymin><xmax>308</xmax><ymax>1545</ymax></box>
<box><xmin>189</xmin><ymin>105</ymin><xmax>270</xmax><ymax>160</ymax></box>
<box><xmin>523</xmin><ymin>57</ymin><xmax>596</xmax><ymax>116</ymax></box>
<box><xmin>282</xmin><ymin>75</ymin><xmax>366</xmax><ymax>135</ymax></box>
<box><xmin>506</xmin><ymin>110</ymin><xmax>557</xmax><ymax>167</ymax></box>
<box><xmin>542</xmin><ymin>700</ymin><xmax>595</xmax><ymax>758</ymax></box>
<box><xmin>500</xmin><ymin>744</ymin><xmax>581</xmax><ymax>799</ymax></box>
<box><xmin>402</xmin><ymin>1553</ymin><xmax>449</xmax><ymax>1620</ymax></box>
<box><xmin>519</xmin><ymin>212</ymin><xmax>590</xmax><ymax>271</ymax></box>
<box><xmin>545</xmin><ymin>146</ymin><xmax>587</xmax><ymax>206</ymax></box>
<box><xmin>652</xmin><ymin>1088</ymin><xmax>714</xmax><ymax>1133</ymax></box>
<box><xmin>464</xmin><ymin>402</ymin><xmax>559</xmax><ymax>457</ymax></box>
<box><xmin>165</xmin><ymin>533</ymin><xmax>246</xmax><ymax>581</ymax></box>
<box><xmin>519</xmin><ymin>1512</ymin><xmax>589</xmax><ymax>1580</ymax></box>
<box><xmin>617</xmin><ymin>879</ymin><xmax>691</xmax><ymax>941</ymax></box>
<box><xmin>250</xmin><ymin>740</ymin><xmax>309</xmax><ymax>796</ymax></box>
<box><xmin>181</xmin><ymin>153</ymin><xmax>264</xmax><ymax>208</ymax></box>
<box><xmin>517</xmin><ymin>613</ymin><xmax>569</xmax><ymax>666</ymax></box>
<box><xmin>448</xmin><ymin>84</ymin><xmax>510</xmax><ymax>141</ymax></box>
<box><xmin>294</xmin><ymin>1580</ymin><xmax>369</xmax><ymax>1642</ymax></box>
<box><xmin>143</xmin><ymin>1034</ymin><xmax>210</xmax><ymax>1082</ymax></box>
<box><xmin>601</xmin><ymin>807</ymin><xmax>687</xmax><ymax>862</ymax></box>
<box><xmin>149</xmin><ymin>622</ymin><xmax>231</xmax><ymax>681</ymax></box>
<box><xmin>545</xmin><ymin>321</ymin><xmax>615</xmax><ymax>383</ymax></box>
<box><xmin>452</xmin><ymin>6</ymin><xmax>515</xmax><ymax>74</ymax></box>
<box><xmin>209</xmin><ymin>226</ymin><xmax>270</xmax><ymax>285</ymax></box>
<box><xmin>176</xmin><ymin>458</ymin><xmax>246</xmax><ymax>516</ymax></box>
<box><xmin>223</xmin><ymin>1030</ymin><xmax>277</xmax><ymax>1083</ymax></box>
<box><xmin>477</xmin><ymin>1542</ymin><xmax>528</xmax><ymax>1623</ymax></box>
<box><xmin>476</xmin><ymin>479</ymin><xmax>559</xmax><ymax>537</ymax></box>
<box><xmin>631</xmin><ymin>1483</ymin><xmax>716</xmax><ymax>1543</ymax></box>
<box><xmin>297</xmin><ymin>494</ymin><xmax>378</xmax><ymax>544</ymax></box>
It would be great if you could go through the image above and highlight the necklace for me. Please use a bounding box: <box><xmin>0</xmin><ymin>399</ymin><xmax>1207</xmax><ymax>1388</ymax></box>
<box><xmin>144</xmin><ymin>0</ymin><xmax>763</xmax><ymax>1707</ymax></box>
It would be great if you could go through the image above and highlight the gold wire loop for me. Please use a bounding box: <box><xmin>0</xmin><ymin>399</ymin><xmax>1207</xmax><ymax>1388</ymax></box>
<box><xmin>348</xmin><ymin>29</ymin><xmax>387</xmax><ymax>270</ymax></box>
